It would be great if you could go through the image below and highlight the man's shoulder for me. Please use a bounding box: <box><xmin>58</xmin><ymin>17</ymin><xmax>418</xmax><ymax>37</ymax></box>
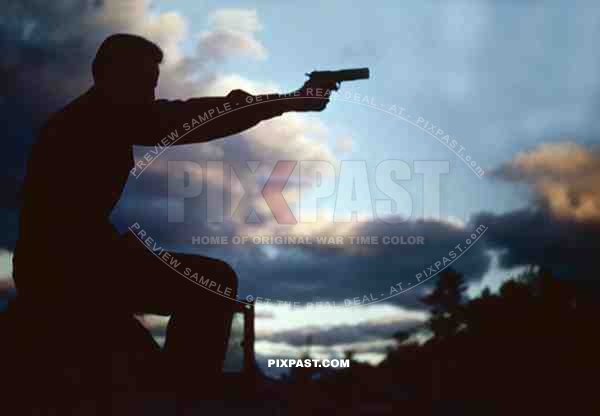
<box><xmin>41</xmin><ymin>91</ymin><xmax>95</xmax><ymax>136</ymax></box>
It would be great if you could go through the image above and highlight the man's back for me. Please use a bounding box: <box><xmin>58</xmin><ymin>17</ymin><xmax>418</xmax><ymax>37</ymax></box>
<box><xmin>14</xmin><ymin>89</ymin><xmax>136</xmax><ymax>297</ymax></box>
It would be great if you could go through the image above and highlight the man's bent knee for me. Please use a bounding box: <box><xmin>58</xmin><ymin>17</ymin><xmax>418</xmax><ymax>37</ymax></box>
<box><xmin>211</xmin><ymin>259</ymin><xmax>238</xmax><ymax>299</ymax></box>
<box><xmin>183</xmin><ymin>256</ymin><xmax>238</xmax><ymax>300</ymax></box>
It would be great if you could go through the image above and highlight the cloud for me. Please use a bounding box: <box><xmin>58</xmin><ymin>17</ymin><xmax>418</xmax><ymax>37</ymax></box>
<box><xmin>492</xmin><ymin>142</ymin><xmax>600</xmax><ymax>222</ymax></box>
<box><xmin>471</xmin><ymin>141</ymin><xmax>600</xmax><ymax>278</ymax></box>
<box><xmin>259</xmin><ymin>316</ymin><xmax>424</xmax><ymax>347</ymax></box>
<box><xmin>250</xmin><ymin>303</ymin><xmax>427</xmax><ymax>373</ymax></box>
<box><xmin>114</xmin><ymin>188</ymin><xmax>492</xmax><ymax>308</ymax></box>
<box><xmin>209</xmin><ymin>9</ymin><xmax>263</xmax><ymax>32</ymax></box>
<box><xmin>186</xmin><ymin>9</ymin><xmax>267</xmax><ymax>67</ymax></box>
<box><xmin>334</xmin><ymin>135</ymin><xmax>354</xmax><ymax>154</ymax></box>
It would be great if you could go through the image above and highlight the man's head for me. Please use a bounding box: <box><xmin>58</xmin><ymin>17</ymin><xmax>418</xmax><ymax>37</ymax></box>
<box><xmin>92</xmin><ymin>34</ymin><xmax>163</xmax><ymax>105</ymax></box>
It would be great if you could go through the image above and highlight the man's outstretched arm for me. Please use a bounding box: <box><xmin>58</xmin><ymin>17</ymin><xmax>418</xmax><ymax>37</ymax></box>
<box><xmin>133</xmin><ymin>79</ymin><xmax>337</xmax><ymax>146</ymax></box>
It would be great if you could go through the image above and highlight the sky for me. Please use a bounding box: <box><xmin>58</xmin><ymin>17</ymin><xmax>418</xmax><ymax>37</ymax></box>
<box><xmin>2</xmin><ymin>0</ymin><xmax>600</xmax><ymax>373</ymax></box>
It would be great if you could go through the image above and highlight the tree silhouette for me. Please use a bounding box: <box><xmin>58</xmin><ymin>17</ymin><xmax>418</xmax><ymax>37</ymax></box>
<box><xmin>378</xmin><ymin>266</ymin><xmax>600</xmax><ymax>413</ymax></box>
<box><xmin>420</xmin><ymin>269</ymin><xmax>467</xmax><ymax>339</ymax></box>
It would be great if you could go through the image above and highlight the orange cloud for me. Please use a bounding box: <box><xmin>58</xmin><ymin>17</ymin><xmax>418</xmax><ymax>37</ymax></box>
<box><xmin>494</xmin><ymin>142</ymin><xmax>600</xmax><ymax>222</ymax></box>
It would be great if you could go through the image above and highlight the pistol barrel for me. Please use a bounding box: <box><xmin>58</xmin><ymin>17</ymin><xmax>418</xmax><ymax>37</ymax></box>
<box><xmin>307</xmin><ymin>67</ymin><xmax>370</xmax><ymax>82</ymax></box>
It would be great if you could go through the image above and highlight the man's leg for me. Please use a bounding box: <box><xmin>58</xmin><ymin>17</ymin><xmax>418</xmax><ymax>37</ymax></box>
<box><xmin>118</xmin><ymin>233</ymin><xmax>239</xmax><ymax>396</ymax></box>
<box><xmin>162</xmin><ymin>256</ymin><xmax>238</xmax><ymax>396</ymax></box>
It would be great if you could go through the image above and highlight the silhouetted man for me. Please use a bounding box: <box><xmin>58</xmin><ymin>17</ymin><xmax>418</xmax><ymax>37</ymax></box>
<box><xmin>12</xmin><ymin>33</ymin><xmax>336</xmax><ymax>396</ymax></box>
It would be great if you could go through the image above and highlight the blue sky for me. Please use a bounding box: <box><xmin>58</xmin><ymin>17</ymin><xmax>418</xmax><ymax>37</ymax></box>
<box><xmin>152</xmin><ymin>0</ymin><xmax>599</xmax><ymax>221</ymax></box>
<box><xmin>2</xmin><ymin>0</ymin><xmax>600</xmax><ymax>373</ymax></box>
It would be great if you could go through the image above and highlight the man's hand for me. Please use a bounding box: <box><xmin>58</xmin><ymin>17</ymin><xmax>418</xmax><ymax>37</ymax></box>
<box><xmin>287</xmin><ymin>78</ymin><xmax>339</xmax><ymax>112</ymax></box>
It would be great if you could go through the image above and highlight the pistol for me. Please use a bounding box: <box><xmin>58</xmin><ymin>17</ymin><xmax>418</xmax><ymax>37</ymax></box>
<box><xmin>305</xmin><ymin>67</ymin><xmax>370</xmax><ymax>89</ymax></box>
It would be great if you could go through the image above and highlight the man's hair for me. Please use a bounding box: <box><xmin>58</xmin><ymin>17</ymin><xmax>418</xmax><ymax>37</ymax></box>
<box><xmin>92</xmin><ymin>33</ymin><xmax>163</xmax><ymax>81</ymax></box>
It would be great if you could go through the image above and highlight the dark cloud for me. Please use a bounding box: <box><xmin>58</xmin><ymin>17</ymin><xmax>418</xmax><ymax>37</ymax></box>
<box><xmin>472</xmin><ymin>207</ymin><xmax>600</xmax><ymax>279</ymax></box>
<box><xmin>471</xmin><ymin>142</ymin><xmax>600</xmax><ymax>280</ymax></box>
<box><xmin>112</xmin><ymin>204</ymin><xmax>492</xmax><ymax>308</ymax></box>
<box><xmin>260</xmin><ymin>318</ymin><xmax>422</xmax><ymax>348</ymax></box>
